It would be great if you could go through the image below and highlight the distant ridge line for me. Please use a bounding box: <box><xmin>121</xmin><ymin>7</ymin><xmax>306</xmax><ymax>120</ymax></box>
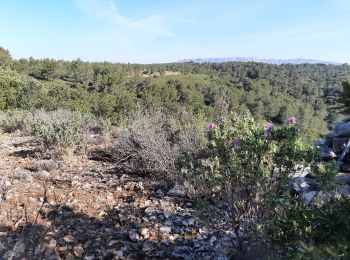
<box><xmin>178</xmin><ymin>57</ymin><xmax>342</xmax><ymax>65</ymax></box>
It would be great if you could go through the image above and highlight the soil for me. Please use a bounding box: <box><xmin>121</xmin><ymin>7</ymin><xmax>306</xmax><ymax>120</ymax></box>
<box><xmin>0</xmin><ymin>133</ymin><xmax>237</xmax><ymax>259</ymax></box>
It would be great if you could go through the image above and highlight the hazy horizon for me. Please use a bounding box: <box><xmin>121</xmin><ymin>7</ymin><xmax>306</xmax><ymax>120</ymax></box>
<box><xmin>1</xmin><ymin>0</ymin><xmax>349</xmax><ymax>63</ymax></box>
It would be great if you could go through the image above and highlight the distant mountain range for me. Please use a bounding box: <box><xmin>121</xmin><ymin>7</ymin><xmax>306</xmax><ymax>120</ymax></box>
<box><xmin>179</xmin><ymin>57</ymin><xmax>342</xmax><ymax>65</ymax></box>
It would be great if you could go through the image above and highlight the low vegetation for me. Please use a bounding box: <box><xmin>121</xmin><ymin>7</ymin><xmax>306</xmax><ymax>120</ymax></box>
<box><xmin>1</xmin><ymin>48</ymin><xmax>350</xmax><ymax>258</ymax></box>
<box><xmin>108</xmin><ymin>110</ymin><xmax>178</xmax><ymax>176</ymax></box>
<box><xmin>1</xmin><ymin>48</ymin><xmax>349</xmax><ymax>140</ymax></box>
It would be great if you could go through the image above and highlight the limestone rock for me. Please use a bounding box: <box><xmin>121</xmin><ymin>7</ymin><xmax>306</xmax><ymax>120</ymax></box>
<box><xmin>339</xmin><ymin>185</ymin><xmax>350</xmax><ymax>196</ymax></box>
<box><xmin>115</xmin><ymin>250</ymin><xmax>124</xmax><ymax>258</ymax></box>
<box><xmin>334</xmin><ymin>122</ymin><xmax>350</xmax><ymax>137</ymax></box>
<box><xmin>341</xmin><ymin>162</ymin><xmax>350</xmax><ymax>172</ymax></box>
<box><xmin>183</xmin><ymin>218</ymin><xmax>195</xmax><ymax>226</ymax></box>
<box><xmin>63</xmin><ymin>235</ymin><xmax>75</xmax><ymax>243</ymax></box>
<box><xmin>292</xmin><ymin>166</ymin><xmax>310</xmax><ymax>178</ymax></box>
<box><xmin>107</xmin><ymin>240</ymin><xmax>119</xmax><ymax>247</ymax></box>
<box><xmin>140</xmin><ymin>227</ymin><xmax>150</xmax><ymax>239</ymax></box>
<box><xmin>324</xmin><ymin>133</ymin><xmax>336</xmax><ymax>147</ymax></box>
<box><xmin>129</xmin><ymin>229</ymin><xmax>140</xmax><ymax>242</ymax></box>
<box><xmin>320</xmin><ymin>148</ymin><xmax>337</xmax><ymax>160</ymax></box>
<box><xmin>168</xmin><ymin>185</ymin><xmax>186</xmax><ymax>196</ymax></box>
<box><xmin>337</xmin><ymin>172</ymin><xmax>350</xmax><ymax>184</ymax></box>
<box><xmin>159</xmin><ymin>226</ymin><xmax>172</xmax><ymax>234</ymax></box>
<box><xmin>332</xmin><ymin>136</ymin><xmax>349</xmax><ymax>153</ymax></box>
<box><xmin>74</xmin><ymin>245</ymin><xmax>84</xmax><ymax>257</ymax></box>
<box><xmin>163</xmin><ymin>210</ymin><xmax>172</xmax><ymax>219</ymax></box>
<box><xmin>302</xmin><ymin>191</ymin><xmax>317</xmax><ymax>204</ymax></box>
<box><xmin>48</xmin><ymin>239</ymin><xmax>57</xmax><ymax>249</ymax></box>
<box><xmin>314</xmin><ymin>140</ymin><xmax>327</xmax><ymax>148</ymax></box>
<box><xmin>292</xmin><ymin>177</ymin><xmax>309</xmax><ymax>193</ymax></box>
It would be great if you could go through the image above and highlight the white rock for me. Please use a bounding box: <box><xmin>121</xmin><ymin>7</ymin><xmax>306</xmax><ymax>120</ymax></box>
<box><xmin>292</xmin><ymin>177</ymin><xmax>310</xmax><ymax>193</ymax></box>
<box><xmin>339</xmin><ymin>185</ymin><xmax>350</xmax><ymax>196</ymax></box>
<box><xmin>314</xmin><ymin>140</ymin><xmax>326</xmax><ymax>147</ymax></box>
<box><xmin>164</xmin><ymin>220</ymin><xmax>173</xmax><ymax>226</ymax></box>
<box><xmin>187</xmin><ymin>218</ymin><xmax>195</xmax><ymax>226</ymax></box>
<box><xmin>144</xmin><ymin>200</ymin><xmax>151</xmax><ymax>207</ymax></box>
<box><xmin>63</xmin><ymin>234</ymin><xmax>75</xmax><ymax>243</ymax></box>
<box><xmin>163</xmin><ymin>210</ymin><xmax>172</xmax><ymax>219</ymax></box>
<box><xmin>302</xmin><ymin>191</ymin><xmax>317</xmax><ymax>204</ymax></box>
<box><xmin>48</xmin><ymin>239</ymin><xmax>57</xmax><ymax>249</ymax></box>
<box><xmin>140</xmin><ymin>227</ymin><xmax>150</xmax><ymax>239</ymax></box>
<box><xmin>210</xmin><ymin>236</ymin><xmax>217</xmax><ymax>243</ymax></box>
<box><xmin>334</xmin><ymin>122</ymin><xmax>350</xmax><ymax>136</ymax></box>
<box><xmin>34</xmin><ymin>170</ymin><xmax>51</xmax><ymax>179</ymax></box>
<box><xmin>115</xmin><ymin>250</ymin><xmax>124</xmax><ymax>257</ymax></box>
<box><xmin>183</xmin><ymin>218</ymin><xmax>195</xmax><ymax>226</ymax></box>
<box><xmin>108</xmin><ymin>240</ymin><xmax>119</xmax><ymax>247</ymax></box>
<box><xmin>159</xmin><ymin>226</ymin><xmax>172</xmax><ymax>234</ymax></box>
<box><xmin>145</xmin><ymin>206</ymin><xmax>156</xmax><ymax>215</ymax></box>
<box><xmin>167</xmin><ymin>185</ymin><xmax>186</xmax><ymax>196</ymax></box>
<box><xmin>292</xmin><ymin>166</ymin><xmax>311</xmax><ymax>178</ymax></box>
<box><xmin>337</xmin><ymin>173</ymin><xmax>350</xmax><ymax>185</ymax></box>
<box><xmin>320</xmin><ymin>148</ymin><xmax>337</xmax><ymax>159</ymax></box>
<box><xmin>129</xmin><ymin>229</ymin><xmax>140</xmax><ymax>241</ymax></box>
<box><xmin>168</xmin><ymin>235</ymin><xmax>176</xmax><ymax>242</ymax></box>
<box><xmin>156</xmin><ymin>189</ymin><xmax>164</xmax><ymax>195</ymax></box>
<box><xmin>74</xmin><ymin>245</ymin><xmax>84</xmax><ymax>257</ymax></box>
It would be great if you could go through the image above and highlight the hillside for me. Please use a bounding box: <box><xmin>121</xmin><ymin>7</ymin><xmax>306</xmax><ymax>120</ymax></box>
<box><xmin>1</xmin><ymin>0</ymin><xmax>350</xmax><ymax>258</ymax></box>
<box><xmin>1</xmin><ymin>55</ymin><xmax>350</xmax><ymax>258</ymax></box>
<box><xmin>179</xmin><ymin>57</ymin><xmax>342</xmax><ymax>65</ymax></box>
<box><xmin>2</xmin><ymin>58</ymin><xmax>350</xmax><ymax>140</ymax></box>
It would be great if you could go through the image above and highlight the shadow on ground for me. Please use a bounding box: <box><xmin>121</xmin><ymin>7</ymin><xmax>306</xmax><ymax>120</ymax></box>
<box><xmin>0</xmin><ymin>202</ymin><xmax>232</xmax><ymax>259</ymax></box>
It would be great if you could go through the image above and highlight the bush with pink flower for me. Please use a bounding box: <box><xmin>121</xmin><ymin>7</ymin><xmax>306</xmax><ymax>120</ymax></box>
<box><xmin>181</xmin><ymin>112</ymin><xmax>314</xmax><ymax>250</ymax></box>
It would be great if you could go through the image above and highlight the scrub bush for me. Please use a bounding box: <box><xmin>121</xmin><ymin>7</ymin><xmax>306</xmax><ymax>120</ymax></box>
<box><xmin>108</xmin><ymin>110</ymin><xmax>178</xmax><ymax>176</ymax></box>
<box><xmin>26</xmin><ymin>109</ymin><xmax>110</xmax><ymax>151</ymax></box>
<box><xmin>181</xmin><ymin>112</ymin><xmax>314</xmax><ymax>249</ymax></box>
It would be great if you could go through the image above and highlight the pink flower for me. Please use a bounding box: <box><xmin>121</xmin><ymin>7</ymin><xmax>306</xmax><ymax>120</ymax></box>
<box><xmin>264</xmin><ymin>123</ymin><xmax>273</xmax><ymax>137</ymax></box>
<box><xmin>288</xmin><ymin>116</ymin><xmax>296</xmax><ymax>124</ymax></box>
<box><xmin>207</xmin><ymin>123</ymin><xmax>217</xmax><ymax>131</ymax></box>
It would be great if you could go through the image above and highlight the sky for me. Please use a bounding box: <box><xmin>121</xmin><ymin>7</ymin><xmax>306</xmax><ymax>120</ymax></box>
<box><xmin>0</xmin><ymin>0</ymin><xmax>349</xmax><ymax>63</ymax></box>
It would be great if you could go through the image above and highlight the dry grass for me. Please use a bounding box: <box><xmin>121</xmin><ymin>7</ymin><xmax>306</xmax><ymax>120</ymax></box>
<box><xmin>107</xmin><ymin>110</ymin><xmax>178</xmax><ymax>177</ymax></box>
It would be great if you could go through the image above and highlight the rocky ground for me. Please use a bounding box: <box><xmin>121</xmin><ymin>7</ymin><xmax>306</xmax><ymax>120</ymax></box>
<box><xmin>2</xmin><ymin>130</ymin><xmax>349</xmax><ymax>259</ymax></box>
<box><xmin>0</xmin><ymin>133</ymin><xmax>240</xmax><ymax>259</ymax></box>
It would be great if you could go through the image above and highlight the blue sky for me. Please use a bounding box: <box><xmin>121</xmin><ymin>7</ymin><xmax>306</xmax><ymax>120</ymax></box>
<box><xmin>0</xmin><ymin>0</ymin><xmax>349</xmax><ymax>63</ymax></box>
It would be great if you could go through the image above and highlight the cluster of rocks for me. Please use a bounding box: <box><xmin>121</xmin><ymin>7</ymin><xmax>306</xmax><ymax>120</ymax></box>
<box><xmin>321</xmin><ymin>121</ymin><xmax>350</xmax><ymax>170</ymax></box>
<box><xmin>0</xmin><ymin>182</ymin><xmax>237</xmax><ymax>259</ymax></box>
<box><xmin>0</xmin><ymin>134</ymin><xmax>239</xmax><ymax>259</ymax></box>
<box><xmin>291</xmin><ymin>121</ymin><xmax>350</xmax><ymax>203</ymax></box>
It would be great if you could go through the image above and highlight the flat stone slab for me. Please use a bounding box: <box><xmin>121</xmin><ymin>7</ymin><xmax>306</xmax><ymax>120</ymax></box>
<box><xmin>320</xmin><ymin>148</ymin><xmax>337</xmax><ymax>159</ymax></box>
<box><xmin>336</xmin><ymin>172</ymin><xmax>350</xmax><ymax>185</ymax></box>
<box><xmin>333</xmin><ymin>137</ymin><xmax>350</xmax><ymax>153</ymax></box>
<box><xmin>334</xmin><ymin>122</ymin><xmax>350</xmax><ymax>137</ymax></box>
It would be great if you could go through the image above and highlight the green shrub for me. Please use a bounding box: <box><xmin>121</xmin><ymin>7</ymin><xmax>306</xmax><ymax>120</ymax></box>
<box><xmin>30</xmin><ymin>159</ymin><xmax>58</xmax><ymax>172</ymax></box>
<box><xmin>268</xmin><ymin>159</ymin><xmax>347</xmax><ymax>259</ymax></box>
<box><xmin>176</xmin><ymin>110</ymin><xmax>207</xmax><ymax>156</ymax></box>
<box><xmin>107</xmin><ymin>110</ymin><xmax>178</xmax><ymax>176</ymax></box>
<box><xmin>270</xmin><ymin>198</ymin><xmax>350</xmax><ymax>258</ymax></box>
<box><xmin>0</xmin><ymin>110</ymin><xmax>27</xmax><ymax>133</ymax></box>
<box><xmin>26</xmin><ymin>109</ymin><xmax>110</xmax><ymax>150</ymax></box>
<box><xmin>311</xmin><ymin>161</ymin><xmax>338</xmax><ymax>192</ymax></box>
<box><xmin>181</xmin><ymin>112</ymin><xmax>314</xmax><ymax>248</ymax></box>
